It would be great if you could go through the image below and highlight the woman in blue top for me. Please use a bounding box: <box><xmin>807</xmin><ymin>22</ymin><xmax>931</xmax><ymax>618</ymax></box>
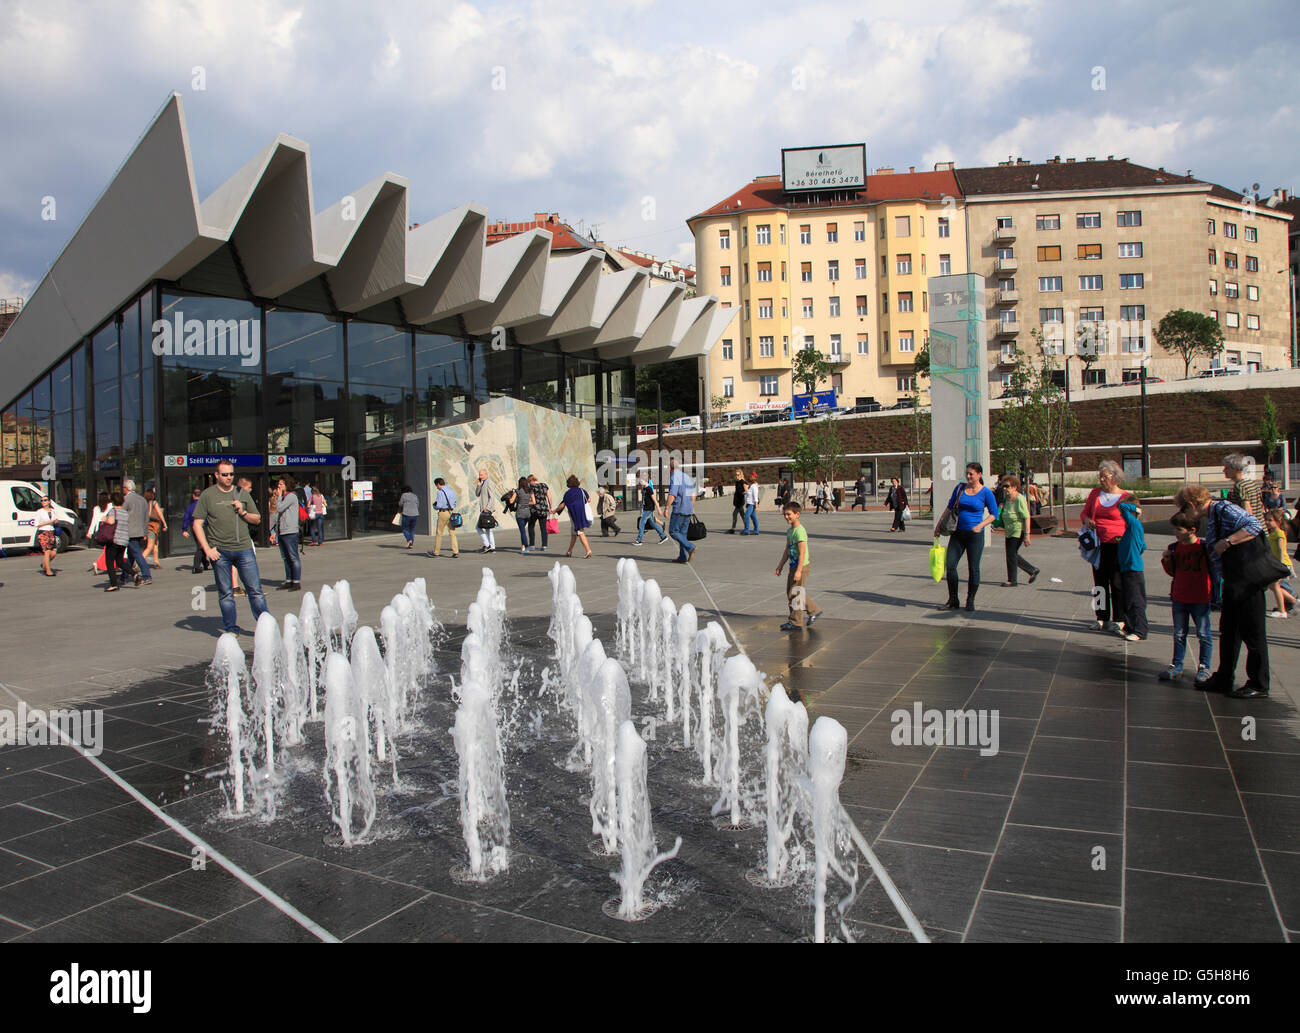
<box><xmin>932</xmin><ymin>462</ymin><xmax>1000</xmax><ymax>611</ymax></box>
<box><xmin>554</xmin><ymin>474</ymin><xmax>594</xmax><ymax>558</ymax></box>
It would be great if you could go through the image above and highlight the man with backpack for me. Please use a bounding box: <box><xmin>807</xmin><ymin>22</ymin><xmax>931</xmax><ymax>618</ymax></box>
<box><xmin>432</xmin><ymin>476</ymin><xmax>460</xmax><ymax>558</ymax></box>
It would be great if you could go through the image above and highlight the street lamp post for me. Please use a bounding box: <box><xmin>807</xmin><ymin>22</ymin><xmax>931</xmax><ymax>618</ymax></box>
<box><xmin>1139</xmin><ymin>356</ymin><xmax>1150</xmax><ymax>480</ymax></box>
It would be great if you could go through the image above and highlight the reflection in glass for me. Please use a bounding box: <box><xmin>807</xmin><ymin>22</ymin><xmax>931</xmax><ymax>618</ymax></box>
<box><xmin>162</xmin><ymin>367</ymin><xmax>260</xmax><ymax>455</ymax></box>
<box><xmin>347</xmin><ymin>322</ymin><xmax>411</xmax><ymax>387</ymax></box>
<box><xmin>414</xmin><ymin>332</ymin><xmax>471</xmax><ymax>429</ymax></box>
<box><xmin>92</xmin><ymin>321</ymin><xmax>118</xmax><ymax>384</ymax></box>
<box><xmin>264</xmin><ymin>377</ymin><xmax>345</xmax><ymax>455</ymax></box>
<box><xmin>159</xmin><ymin>293</ymin><xmax>262</xmax><ymax>372</ymax></box>
<box><xmin>266</xmin><ymin>309</ymin><xmax>343</xmax><ymax>381</ymax></box>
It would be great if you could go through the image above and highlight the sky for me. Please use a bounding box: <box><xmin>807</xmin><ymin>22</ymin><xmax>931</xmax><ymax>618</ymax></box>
<box><xmin>1</xmin><ymin>0</ymin><xmax>1297</xmax><ymax>301</ymax></box>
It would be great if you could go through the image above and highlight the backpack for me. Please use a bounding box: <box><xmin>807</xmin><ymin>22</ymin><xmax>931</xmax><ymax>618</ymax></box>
<box><xmin>298</xmin><ymin>503</ymin><xmax>309</xmax><ymax>523</ymax></box>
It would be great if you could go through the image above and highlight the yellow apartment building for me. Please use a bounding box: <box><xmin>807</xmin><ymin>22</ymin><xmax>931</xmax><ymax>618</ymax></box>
<box><xmin>689</xmin><ymin>164</ymin><xmax>966</xmax><ymax>412</ymax></box>
<box><xmin>957</xmin><ymin>158</ymin><xmax>1294</xmax><ymax>392</ymax></box>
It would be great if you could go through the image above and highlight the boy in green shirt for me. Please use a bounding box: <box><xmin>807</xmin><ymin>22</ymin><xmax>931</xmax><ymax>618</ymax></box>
<box><xmin>775</xmin><ymin>502</ymin><xmax>822</xmax><ymax>631</ymax></box>
<box><xmin>999</xmin><ymin>475</ymin><xmax>1040</xmax><ymax>587</ymax></box>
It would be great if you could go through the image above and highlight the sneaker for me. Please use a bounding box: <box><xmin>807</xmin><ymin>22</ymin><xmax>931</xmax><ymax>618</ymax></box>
<box><xmin>1027</xmin><ymin>570</ymin><xmax>1039</xmax><ymax>585</ymax></box>
<box><xmin>1229</xmin><ymin>684</ymin><xmax>1269</xmax><ymax>699</ymax></box>
<box><xmin>1123</xmin><ymin>632</ymin><xmax>1142</xmax><ymax>642</ymax></box>
<box><xmin>779</xmin><ymin>621</ymin><xmax>801</xmax><ymax>632</ymax></box>
<box><xmin>1195</xmin><ymin>665</ymin><xmax>1211</xmax><ymax>683</ymax></box>
<box><xmin>633</xmin><ymin>540</ymin><xmax>643</xmax><ymax>546</ymax></box>
<box><xmin>521</xmin><ymin>546</ymin><xmax>530</xmax><ymax>553</ymax></box>
<box><xmin>686</xmin><ymin>547</ymin><xmax>697</xmax><ymax>563</ymax></box>
<box><xmin>1158</xmin><ymin>666</ymin><xmax>1182</xmax><ymax>681</ymax></box>
<box><xmin>1268</xmin><ymin>609</ymin><xmax>1288</xmax><ymax>619</ymax></box>
<box><xmin>807</xmin><ymin>612</ymin><xmax>821</xmax><ymax>626</ymax></box>
<box><xmin>658</xmin><ymin>536</ymin><xmax>669</xmax><ymax>545</ymax></box>
<box><xmin>1105</xmin><ymin>621</ymin><xmax>1123</xmax><ymax>635</ymax></box>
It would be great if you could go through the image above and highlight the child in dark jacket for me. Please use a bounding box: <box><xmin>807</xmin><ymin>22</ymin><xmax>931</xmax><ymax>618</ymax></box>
<box><xmin>1117</xmin><ymin>500</ymin><xmax>1147</xmax><ymax>641</ymax></box>
<box><xmin>1158</xmin><ymin>510</ymin><xmax>1214</xmax><ymax>681</ymax></box>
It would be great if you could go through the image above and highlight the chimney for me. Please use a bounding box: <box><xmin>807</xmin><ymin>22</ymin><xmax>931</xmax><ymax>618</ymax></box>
<box><xmin>998</xmin><ymin>160</ymin><xmax>1012</xmax><ymax>167</ymax></box>
<box><xmin>1086</xmin><ymin>156</ymin><xmax>1096</xmax><ymax>162</ymax></box>
<box><xmin>908</xmin><ymin>166</ymin><xmax>915</xmax><ymax>174</ymax></box>
<box><xmin>875</xmin><ymin>167</ymin><xmax>894</xmax><ymax>175</ymax></box>
<box><xmin>933</xmin><ymin>161</ymin><xmax>954</xmax><ymax>171</ymax></box>
<box><xmin>1066</xmin><ymin>157</ymin><xmax>1075</xmax><ymax>163</ymax></box>
<box><xmin>1016</xmin><ymin>159</ymin><xmax>1029</xmax><ymax>166</ymax></box>
<box><xmin>1048</xmin><ymin>155</ymin><xmax>1061</xmax><ymax>164</ymax></box>
<box><xmin>1107</xmin><ymin>155</ymin><xmax>1115</xmax><ymax>160</ymax></box>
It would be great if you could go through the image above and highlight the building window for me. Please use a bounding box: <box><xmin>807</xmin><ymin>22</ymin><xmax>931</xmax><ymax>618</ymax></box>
<box><xmin>898</xmin><ymin>292</ymin><xmax>914</xmax><ymax>313</ymax></box>
<box><xmin>857</xmin><ymin>333</ymin><xmax>869</xmax><ymax>355</ymax></box>
<box><xmin>1225</xmin><ymin>282</ymin><xmax>1238</xmax><ymax>299</ymax></box>
<box><xmin>1084</xmin><ymin>368</ymin><xmax>1108</xmax><ymax>386</ymax></box>
<box><xmin>882</xmin><ymin>293</ymin><xmax>889</xmax><ymax>314</ymax></box>
<box><xmin>1208</xmin><ymin>248</ymin><xmax>1218</xmax><ymax>265</ymax></box>
<box><xmin>1040</xmin><ymin>307</ymin><xmax>1065</xmax><ymax>323</ymax></box>
<box><xmin>741</xmin><ymin>226</ymin><xmax>748</xmax><ymax>247</ymax></box>
<box><xmin>997</xmin><ymin>247</ymin><xmax>1014</xmax><ymax>260</ymax></box>
<box><xmin>828</xmin><ymin>296</ymin><xmax>840</xmax><ymax>317</ymax></box>
<box><xmin>744</xmin><ymin>301</ymin><xmax>750</xmax><ymax>320</ymax></box>
<box><xmin>997</xmin><ymin>216</ymin><xmax>1013</xmax><ymax>229</ymax></box>
<box><xmin>779</xmin><ymin>224</ymin><xmax>786</xmax><ymax>244</ymax></box>
<box><xmin>1078</xmin><ymin>243</ymin><xmax>1102</xmax><ymax>260</ymax></box>
<box><xmin>719</xmin><ymin>229</ymin><xmax>730</xmax><ymax>249</ymax></box>
<box><xmin>1210</xmin><ymin>310</ymin><xmax>1218</xmax><ymax>322</ymax></box>
<box><xmin>880</xmin><ymin>219</ymin><xmax>887</xmax><ymax>239</ymax></box>
<box><xmin>1225</xmin><ymin>252</ymin><xmax>1238</xmax><ymax>269</ymax></box>
<box><xmin>1117</xmin><ymin>241</ymin><xmax>1143</xmax><ymax>258</ymax></box>
<box><xmin>1121</xmin><ymin>336</ymin><xmax>1146</xmax><ymax>354</ymax></box>
<box><xmin>721</xmin><ymin>338</ymin><xmax>733</xmax><ymax>360</ymax></box>
<box><xmin>759</xmin><ymin>375</ymin><xmax>779</xmax><ymax>396</ymax></box>
<box><xmin>1207</xmin><ymin>219</ymin><xmax>1216</xmax><ymax>234</ymax></box>
<box><xmin>1039</xmin><ymin>276</ymin><xmax>1063</xmax><ymax>292</ymax></box>
<box><xmin>799</xmin><ymin>225</ymin><xmax>811</xmax><ymax>245</ymax></box>
<box><xmin>1080</xmin><ymin>306</ymin><xmax>1104</xmax><ymax>322</ymax></box>
<box><xmin>1245</xmin><ymin>225</ymin><xmax>1258</xmax><ymax>242</ymax></box>
<box><xmin>802</xmin><ymin>299</ymin><xmax>814</xmax><ymax>318</ymax></box>
<box><xmin>1223</xmin><ymin>222</ymin><xmax>1237</xmax><ymax>239</ymax></box>
<box><xmin>744</xmin><ymin>266</ymin><xmax>749</xmax><ymax>284</ymax></box>
<box><xmin>938</xmin><ymin>217</ymin><xmax>950</xmax><ymax>238</ymax></box>
<box><xmin>1077</xmin><ymin>212</ymin><xmax>1101</xmax><ymax>229</ymax></box>
<box><xmin>896</xmin><ymin>254</ymin><xmax>912</xmax><ymax>275</ymax></box>
<box><xmin>758</xmin><ymin>298</ymin><xmax>773</xmax><ymax>319</ymax></box>
<box><xmin>1247</xmin><ymin>284</ymin><xmax>1259</xmax><ymax>301</ymax></box>
<box><xmin>898</xmin><ymin>332</ymin><xmax>915</xmax><ymax>352</ymax></box>
<box><xmin>897</xmin><ymin>374</ymin><xmax>916</xmax><ymax>392</ymax></box>
<box><xmin>1120</xmin><ymin>305</ymin><xmax>1145</xmax><ymax>321</ymax></box>
<box><xmin>781</xmin><ymin>299</ymin><xmax>788</xmax><ymax>318</ymax></box>
<box><xmin>745</xmin><ymin>337</ymin><xmax>751</xmax><ymax>358</ymax></box>
<box><xmin>1247</xmin><ymin>314</ymin><xmax>1261</xmax><ymax>330</ymax></box>
<box><xmin>894</xmin><ymin>216</ymin><xmax>911</xmax><ymax>237</ymax></box>
<box><xmin>755</xmin><ymin>225</ymin><xmax>771</xmax><ymax>245</ymax></box>
<box><xmin>719</xmin><ymin>266</ymin><xmax>731</xmax><ymax>287</ymax></box>
<box><xmin>1117</xmin><ymin>210</ymin><xmax>1142</xmax><ymax>227</ymax></box>
<box><xmin>1225</xmin><ymin>311</ymin><xmax>1240</xmax><ymax>328</ymax></box>
<box><xmin>722</xmin><ymin>377</ymin><xmax>734</xmax><ymax>397</ymax></box>
<box><xmin>855</xmin><ymin>258</ymin><xmax>866</xmax><ymax>279</ymax></box>
<box><xmin>1079</xmin><ymin>275</ymin><xmax>1103</xmax><ymax>291</ymax></box>
<box><xmin>759</xmin><ymin>336</ymin><xmax>775</xmax><ymax>357</ymax></box>
<box><xmin>826</xmin><ymin>223</ymin><xmax>838</xmax><ymax>243</ymax></box>
<box><xmin>1001</xmin><ymin>309</ymin><xmax>1019</xmax><ymax>325</ymax></box>
<box><xmin>800</xmin><ymin>262</ymin><xmax>812</xmax><ymax>282</ymax></box>
<box><xmin>1036</xmin><ymin>214</ymin><xmax>1061</xmax><ymax>230</ymax></box>
<box><xmin>856</xmin><ymin>295</ymin><xmax>868</xmax><ymax>317</ymax></box>
<box><xmin>1037</xmin><ymin>245</ymin><xmax>1062</xmax><ymax>261</ymax></box>
<box><xmin>1209</xmin><ymin>279</ymin><xmax>1218</xmax><ymax>295</ymax></box>
<box><xmin>757</xmin><ymin>262</ymin><xmax>772</xmax><ymax>282</ymax></box>
<box><xmin>1119</xmin><ymin>273</ymin><xmax>1144</xmax><ymax>289</ymax></box>
<box><xmin>999</xmin><ymin>278</ymin><xmax>1015</xmax><ymax>291</ymax></box>
<box><xmin>853</xmin><ymin>221</ymin><xmax>865</xmax><ymax>241</ymax></box>
<box><xmin>781</xmin><ymin>262</ymin><xmax>787</xmax><ymax>282</ymax></box>
<box><xmin>827</xmin><ymin>261</ymin><xmax>839</xmax><ymax>281</ymax></box>
<box><xmin>783</xmin><ymin>336</ymin><xmax>789</xmax><ymax>356</ymax></box>
<box><xmin>830</xmin><ymin>334</ymin><xmax>842</xmax><ymax>356</ymax></box>
<box><xmin>939</xmin><ymin>254</ymin><xmax>951</xmax><ymax>275</ymax></box>
<box><xmin>1246</xmin><ymin>255</ymin><xmax>1259</xmax><ymax>272</ymax></box>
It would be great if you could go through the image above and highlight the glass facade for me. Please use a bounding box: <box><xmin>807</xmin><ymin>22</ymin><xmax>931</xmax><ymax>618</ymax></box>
<box><xmin>2</xmin><ymin>260</ymin><xmax>635</xmax><ymax>550</ymax></box>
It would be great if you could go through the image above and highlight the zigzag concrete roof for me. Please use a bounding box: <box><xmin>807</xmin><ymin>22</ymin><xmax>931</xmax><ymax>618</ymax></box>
<box><xmin>2</xmin><ymin>93</ymin><xmax>735</xmax><ymax>407</ymax></box>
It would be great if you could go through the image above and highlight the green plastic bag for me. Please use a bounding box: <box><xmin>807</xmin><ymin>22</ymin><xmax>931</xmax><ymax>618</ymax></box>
<box><xmin>929</xmin><ymin>539</ymin><xmax>946</xmax><ymax>582</ymax></box>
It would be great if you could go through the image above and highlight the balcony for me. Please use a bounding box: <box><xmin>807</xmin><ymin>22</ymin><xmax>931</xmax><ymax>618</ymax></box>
<box><xmin>818</xmin><ymin>350</ymin><xmax>852</xmax><ymax>367</ymax></box>
<box><xmin>998</xmin><ymin>288</ymin><xmax>1019</xmax><ymax>305</ymax></box>
<box><xmin>996</xmin><ymin>319</ymin><xmax>1020</xmax><ymax>336</ymax></box>
<box><xmin>995</xmin><ymin>257</ymin><xmax>1018</xmax><ymax>273</ymax></box>
<box><xmin>999</xmin><ymin>346</ymin><xmax>1018</xmax><ymax>366</ymax></box>
<box><xmin>994</xmin><ymin>224</ymin><xmax>1016</xmax><ymax>243</ymax></box>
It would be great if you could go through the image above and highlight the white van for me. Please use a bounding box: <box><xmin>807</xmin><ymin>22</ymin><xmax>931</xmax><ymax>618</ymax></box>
<box><xmin>666</xmin><ymin>416</ymin><xmax>701</xmax><ymax>432</ymax></box>
<box><xmin>1</xmin><ymin>481</ymin><xmax>80</xmax><ymax>554</ymax></box>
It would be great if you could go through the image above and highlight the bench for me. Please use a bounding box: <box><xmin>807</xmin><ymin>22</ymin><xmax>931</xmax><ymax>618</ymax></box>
<box><xmin>1029</xmin><ymin>514</ymin><xmax>1059</xmax><ymax>534</ymax></box>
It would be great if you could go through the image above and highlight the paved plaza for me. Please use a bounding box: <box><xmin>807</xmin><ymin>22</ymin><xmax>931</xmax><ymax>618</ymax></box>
<box><xmin>0</xmin><ymin>497</ymin><xmax>1297</xmax><ymax>942</ymax></box>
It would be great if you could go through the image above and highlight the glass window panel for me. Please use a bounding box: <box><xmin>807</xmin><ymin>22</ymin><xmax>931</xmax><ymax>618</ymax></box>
<box><xmin>162</xmin><ymin>367</ymin><xmax>261</xmax><ymax>456</ymax></box>
<box><xmin>159</xmin><ymin>293</ymin><xmax>263</xmax><ymax>372</ymax></box>
<box><xmin>264</xmin><ymin>308</ymin><xmax>343</xmax><ymax>381</ymax></box>
<box><xmin>349</xmin><ymin>382</ymin><xmax>406</xmax><ymax>445</ymax></box>
<box><xmin>347</xmin><ymin>322</ymin><xmax>411</xmax><ymax>387</ymax></box>
<box><xmin>92</xmin><ymin>321</ymin><xmax>118</xmax><ymax>384</ymax></box>
<box><xmin>520</xmin><ymin>347</ymin><xmax>561</xmax><ymax>411</ymax></box>
<box><xmin>121</xmin><ymin>295</ymin><xmax>142</xmax><ymax>375</ymax></box>
<box><xmin>94</xmin><ymin>379</ymin><xmax>121</xmax><ymax>472</ymax></box>
<box><xmin>414</xmin><ymin>332</ymin><xmax>472</xmax><ymax>428</ymax></box>
<box><xmin>53</xmin><ymin>355</ymin><xmax>75</xmax><ymax>412</ymax></box>
<box><xmin>264</xmin><ymin>377</ymin><xmax>345</xmax><ymax>455</ymax></box>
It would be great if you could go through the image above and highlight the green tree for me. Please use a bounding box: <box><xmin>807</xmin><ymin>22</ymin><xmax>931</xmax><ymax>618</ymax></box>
<box><xmin>710</xmin><ymin>393</ymin><xmax>730</xmax><ymax>428</ymax></box>
<box><xmin>1075</xmin><ymin>320</ymin><xmax>1101</xmax><ymax>390</ymax></box>
<box><xmin>995</xmin><ymin>331</ymin><xmax>1078</xmax><ymax>516</ymax></box>
<box><xmin>1259</xmin><ymin>394</ymin><xmax>1281</xmax><ymax>465</ymax></box>
<box><xmin>1154</xmin><ymin>308</ymin><xmax>1225</xmax><ymax>378</ymax></box>
<box><xmin>790</xmin><ymin>425</ymin><xmax>820</xmax><ymax>494</ymax></box>
<box><xmin>810</xmin><ymin>419</ymin><xmax>846</xmax><ymax>484</ymax></box>
<box><xmin>636</xmin><ymin>357</ymin><xmax>698</xmax><ymax>415</ymax></box>
<box><xmin>791</xmin><ymin>346</ymin><xmax>831</xmax><ymax>397</ymax></box>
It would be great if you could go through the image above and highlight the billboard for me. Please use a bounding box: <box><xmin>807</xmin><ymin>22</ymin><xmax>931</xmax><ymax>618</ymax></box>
<box><xmin>792</xmin><ymin>390</ymin><xmax>838</xmax><ymax>417</ymax></box>
<box><xmin>781</xmin><ymin>144</ymin><xmax>867</xmax><ymax>192</ymax></box>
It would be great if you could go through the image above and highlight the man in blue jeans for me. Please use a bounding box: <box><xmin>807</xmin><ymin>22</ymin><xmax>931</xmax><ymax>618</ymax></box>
<box><xmin>666</xmin><ymin>458</ymin><xmax>698</xmax><ymax>563</ymax></box>
<box><xmin>120</xmin><ymin>477</ymin><xmax>153</xmax><ymax>585</ymax></box>
<box><xmin>192</xmin><ymin>459</ymin><xmax>269</xmax><ymax>634</ymax></box>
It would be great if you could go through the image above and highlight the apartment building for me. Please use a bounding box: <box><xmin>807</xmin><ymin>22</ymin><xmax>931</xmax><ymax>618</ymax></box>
<box><xmin>956</xmin><ymin>159</ymin><xmax>1294</xmax><ymax>392</ymax></box>
<box><xmin>688</xmin><ymin>164</ymin><xmax>964</xmax><ymax>411</ymax></box>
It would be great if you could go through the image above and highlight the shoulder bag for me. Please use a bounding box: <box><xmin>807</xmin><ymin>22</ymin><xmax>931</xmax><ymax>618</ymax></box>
<box><xmin>687</xmin><ymin>514</ymin><xmax>708</xmax><ymax>541</ymax></box>
<box><xmin>938</xmin><ymin>489</ymin><xmax>960</xmax><ymax>536</ymax></box>
<box><xmin>94</xmin><ymin>510</ymin><xmax>117</xmax><ymax>545</ymax></box>
<box><xmin>1214</xmin><ymin>505</ymin><xmax>1289</xmax><ymax>598</ymax></box>
<box><xmin>477</xmin><ymin>511</ymin><xmax>497</xmax><ymax>530</ymax></box>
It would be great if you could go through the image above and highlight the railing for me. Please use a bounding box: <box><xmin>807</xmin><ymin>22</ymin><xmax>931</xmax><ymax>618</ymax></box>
<box><xmin>994</xmin><ymin>225</ymin><xmax>1016</xmax><ymax>242</ymax></box>
<box><xmin>998</xmin><ymin>288</ymin><xmax>1019</xmax><ymax>304</ymax></box>
<box><xmin>995</xmin><ymin>257</ymin><xmax>1018</xmax><ymax>273</ymax></box>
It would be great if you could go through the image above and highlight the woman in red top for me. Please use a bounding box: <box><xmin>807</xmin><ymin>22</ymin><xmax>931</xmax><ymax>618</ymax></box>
<box><xmin>1080</xmin><ymin>460</ymin><xmax>1137</xmax><ymax>632</ymax></box>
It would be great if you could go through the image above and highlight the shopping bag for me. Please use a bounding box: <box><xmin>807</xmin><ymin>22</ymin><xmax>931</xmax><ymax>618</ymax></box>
<box><xmin>391</xmin><ymin>512</ymin><xmax>402</xmax><ymax>527</ymax></box>
<box><xmin>902</xmin><ymin>505</ymin><xmax>912</xmax><ymax>522</ymax></box>
<box><xmin>546</xmin><ymin>517</ymin><xmax>559</xmax><ymax>535</ymax></box>
<box><xmin>929</xmin><ymin>539</ymin><xmax>946</xmax><ymax>582</ymax></box>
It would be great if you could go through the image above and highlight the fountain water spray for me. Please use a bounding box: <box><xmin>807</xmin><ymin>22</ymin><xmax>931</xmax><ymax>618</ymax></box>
<box><xmin>809</xmin><ymin>716</ymin><xmax>858</xmax><ymax>943</ymax></box>
<box><xmin>692</xmin><ymin>622</ymin><xmax>730</xmax><ymax>785</ymax></box>
<box><xmin>638</xmin><ymin>579</ymin><xmax>662</xmax><ymax>695</ymax></box>
<box><xmin>280</xmin><ymin>613</ymin><xmax>309</xmax><ymax>747</ymax></box>
<box><xmin>297</xmin><ymin>591</ymin><xmax>326</xmax><ymax>719</ymax></box>
<box><xmin>609</xmin><ymin>720</ymin><xmax>681</xmax><ymax>920</ymax></box>
<box><xmin>352</xmin><ymin>626</ymin><xmax>398</xmax><ymax>783</ymax></box>
<box><xmin>615</xmin><ymin>558</ymin><xmax>643</xmax><ymax>664</ymax></box>
<box><xmin>208</xmin><ymin>634</ymin><xmax>254</xmax><ymax>815</ymax></box>
<box><xmin>251</xmin><ymin>612</ymin><xmax>286</xmax><ymax>774</ymax></box>
<box><xmin>335</xmin><ymin>579</ymin><xmax>359</xmax><ymax>652</ymax></box>
<box><xmin>586</xmin><ymin>657</ymin><xmax>631</xmax><ymax>854</ymax></box>
<box><xmin>319</xmin><ymin>584</ymin><xmax>344</xmax><ymax>653</ymax></box>
<box><xmin>673</xmin><ymin>603</ymin><xmax>698</xmax><ymax>747</ymax></box>
<box><xmin>658</xmin><ymin>596</ymin><xmax>676</xmax><ymax>722</ymax></box>
<box><xmin>711</xmin><ymin>653</ymin><xmax>761</xmax><ymax>828</ymax></box>
<box><xmin>323</xmin><ymin>652</ymin><xmax>376</xmax><ymax>846</ymax></box>
<box><xmin>401</xmin><ymin>577</ymin><xmax>438</xmax><ymax>684</ymax></box>
<box><xmin>756</xmin><ymin>684</ymin><xmax>810</xmax><ymax>887</ymax></box>
<box><xmin>451</xmin><ymin>668</ymin><xmax>511</xmax><ymax>879</ymax></box>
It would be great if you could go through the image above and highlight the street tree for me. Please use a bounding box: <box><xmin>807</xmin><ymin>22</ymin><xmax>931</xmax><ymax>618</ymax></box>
<box><xmin>791</xmin><ymin>346</ymin><xmax>831</xmax><ymax>398</ymax></box>
<box><xmin>1154</xmin><ymin>308</ymin><xmax>1225</xmax><ymax>378</ymax></box>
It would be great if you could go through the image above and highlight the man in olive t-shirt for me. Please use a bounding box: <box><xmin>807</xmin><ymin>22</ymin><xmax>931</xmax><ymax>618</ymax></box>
<box><xmin>192</xmin><ymin>460</ymin><xmax>268</xmax><ymax>634</ymax></box>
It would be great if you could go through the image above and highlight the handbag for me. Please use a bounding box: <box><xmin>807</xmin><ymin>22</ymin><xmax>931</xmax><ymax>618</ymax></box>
<box><xmin>94</xmin><ymin>519</ymin><xmax>116</xmax><ymax>545</ymax></box>
<box><xmin>477</xmin><ymin>511</ymin><xmax>498</xmax><ymax>530</ymax></box>
<box><xmin>449</xmin><ymin>512</ymin><xmax>463</xmax><ymax>529</ymax></box>
<box><xmin>1215</xmin><ymin>506</ymin><xmax>1289</xmax><ymax>597</ymax></box>
<box><xmin>546</xmin><ymin>516</ymin><xmax>559</xmax><ymax>535</ymax></box>
<box><xmin>391</xmin><ymin>512</ymin><xmax>402</xmax><ymax>527</ymax></box>
<box><xmin>687</xmin><ymin>514</ymin><xmax>707</xmax><ymax>541</ymax></box>
<box><xmin>929</xmin><ymin>540</ymin><xmax>946</xmax><ymax>582</ymax></box>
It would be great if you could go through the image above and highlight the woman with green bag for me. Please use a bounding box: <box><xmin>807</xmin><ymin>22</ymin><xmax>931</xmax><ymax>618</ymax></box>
<box><xmin>999</xmin><ymin>475</ymin><xmax>1040</xmax><ymax>586</ymax></box>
